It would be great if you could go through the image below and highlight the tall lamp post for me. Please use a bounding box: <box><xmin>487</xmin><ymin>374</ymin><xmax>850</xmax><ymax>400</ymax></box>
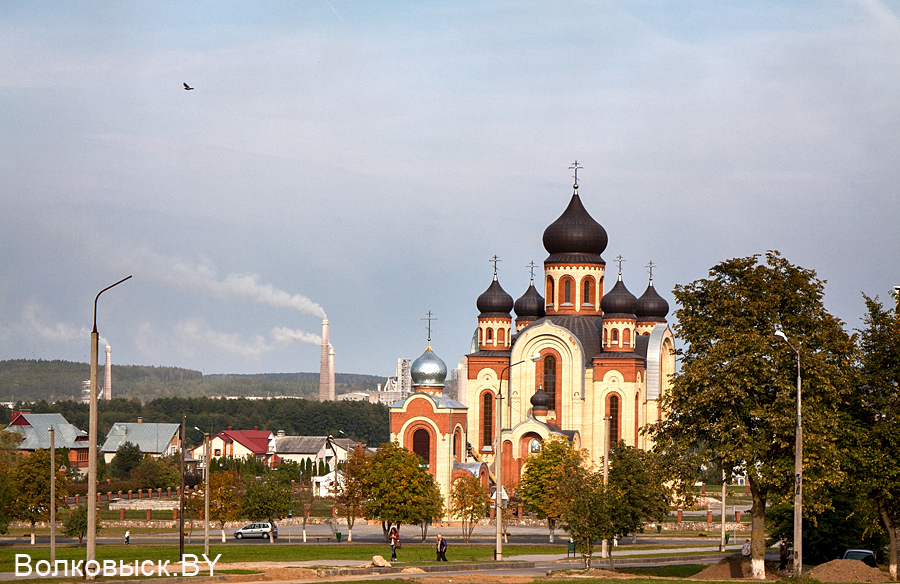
<box><xmin>495</xmin><ymin>354</ymin><xmax>540</xmax><ymax>561</ymax></box>
<box><xmin>775</xmin><ymin>329</ymin><xmax>802</xmax><ymax>576</ymax></box>
<box><xmin>87</xmin><ymin>275</ymin><xmax>131</xmax><ymax>576</ymax></box>
<box><xmin>194</xmin><ymin>427</ymin><xmax>210</xmax><ymax>557</ymax></box>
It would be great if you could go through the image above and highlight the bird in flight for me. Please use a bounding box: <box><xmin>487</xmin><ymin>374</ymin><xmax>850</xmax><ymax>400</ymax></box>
<box><xmin>183</xmin><ymin>83</ymin><xmax>194</xmax><ymax>90</ymax></box>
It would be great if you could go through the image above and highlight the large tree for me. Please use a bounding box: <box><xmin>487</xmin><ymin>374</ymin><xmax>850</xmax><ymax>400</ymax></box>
<box><xmin>362</xmin><ymin>442</ymin><xmax>443</xmax><ymax>541</ymax></box>
<box><xmin>11</xmin><ymin>449</ymin><xmax>71</xmax><ymax>544</ymax></box>
<box><xmin>0</xmin><ymin>429</ymin><xmax>23</xmax><ymax>534</ymax></box>
<box><xmin>108</xmin><ymin>441</ymin><xmax>143</xmax><ymax>480</ymax></box>
<box><xmin>518</xmin><ymin>435</ymin><xmax>584</xmax><ymax>542</ymax></box>
<box><xmin>243</xmin><ymin>472</ymin><xmax>291</xmax><ymax>544</ymax></box>
<box><xmin>649</xmin><ymin>252</ymin><xmax>855</xmax><ymax>579</ymax></box>
<box><xmin>849</xmin><ymin>293</ymin><xmax>900</xmax><ymax>578</ymax></box>
<box><xmin>608</xmin><ymin>441</ymin><xmax>670</xmax><ymax>540</ymax></box>
<box><xmin>332</xmin><ymin>445</ymin><xmax>369</xmax><ymax>542</ymax></box>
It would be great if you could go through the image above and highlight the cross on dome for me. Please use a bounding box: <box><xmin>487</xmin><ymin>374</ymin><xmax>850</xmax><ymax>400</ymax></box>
<box><xmin>568</xmin><ymin>160</ymin><xmax>583</xmax><ymax>189</ymax></box>
<box><xmin>526</xmin><ymin>261</ymin><xmax>537</xmax><ymax>283</ymax></box>
<box><xmin>490</xmin><ymin>255</ymin><xmax>501</xmax><ymax>279</ymax></box>
<box><xmin>646</xmin><ymin>260</ymin><xmax>656</xmax><ymax>281</ymax></box>
<box><xmin>616</xmin><ymin>254</ymin><xmax>626</xmax><ymax>277</ymax></box>
<box><xmin>421</xmin><ymin>310</ymin><xmax>437</xmax><ymax>346</ymax></box>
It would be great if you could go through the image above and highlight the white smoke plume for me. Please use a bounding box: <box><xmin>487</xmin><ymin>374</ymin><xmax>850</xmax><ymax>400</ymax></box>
<box><xmin>272</xmin><ymin>327</ymin><xmax>322</xmax><ymax>345</ymax></box>
<box><xmin>124</xmin><ymin>249</ymin><xmax>327</xmax><ymax>319</ymax></box>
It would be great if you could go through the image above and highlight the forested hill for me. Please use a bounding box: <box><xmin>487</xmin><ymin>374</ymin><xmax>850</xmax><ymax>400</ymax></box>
<box><xmin>0</xmin><ymin>359</ymin><xmax>384</xmax><ymax>402</ymax></box>
<box><xmin>3</xmin><ymin>397</ymin><xmax>389</xmax><ymax>448</ymax></box>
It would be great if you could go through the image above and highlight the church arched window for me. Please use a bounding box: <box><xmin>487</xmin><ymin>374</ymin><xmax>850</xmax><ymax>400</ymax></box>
<box><xmin>543</xmin><ymin>356</ymin><xmax>557</xmax><ymax>406</ymax></box>
<box><xmin>498</xmin><ymin>328</ymin><xmax>506</xmax><ymax>345</ymax></box>
<box><xmin>546</xmin><ymin>276</ymin><xmax>554</xmax><ymax>304</ymax></box>
<box><xmin>482</xmin><ymin>392</ymin><xmax>494</xmax><ymax>449</ymax></box>
<box><xmin>413</xmin><ymin>428</ymin><xmax>430</xmax><ymax>466</ymax></box>
<box><xmin>611</xmin><ymin>328</ymin><xmax>619</xmax><ymax>345</ymax></box>
<box><xmin>583</xmin><ymin>278</ymin><xmax>593</xmax><ymax>305</ymax></box>
<box><xmin>564</xmin><ymin>279</ymin><xmax>571</xmax><ymax>304</ymax></box>
<box><xmin>608</xmin><ymin>394</ymin><xmax>620</xmax><ymax>444</ymax></box>
<box><xmin>486</xmin><ymin>328</ymin><xmax>493</xmax><ymax>342</ymax></box>
<box><xmin>623</xmin><ymin>328</ymin><xmax>631</xmax><ymax>347</ymax></box>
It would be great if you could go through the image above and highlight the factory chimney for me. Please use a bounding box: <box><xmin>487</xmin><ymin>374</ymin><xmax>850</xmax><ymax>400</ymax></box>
<box><xmin>319</xmin><ymin>320</ymin><xmax>330</xmax><ymax>401</ymax></box>
<box><xmin>328</xmin><ymin>343</ymin><xmax>335</xmax><ymax>400</ymax></box>
<box><xmin>104</xmin><ymin>345</ymin><xmax>112</xmax><ymax>401</ymax></box>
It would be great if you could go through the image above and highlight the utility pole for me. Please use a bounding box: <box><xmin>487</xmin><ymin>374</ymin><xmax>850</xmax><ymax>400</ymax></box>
<box><xmin>49</xmin><ymin>426</ymin><xmax>56</xmax><ymax>563</ymax></box>
<box><xmin>179</xmin><ymin>415</ymin><xmax>186</xmax><ymax>560</ymax></box>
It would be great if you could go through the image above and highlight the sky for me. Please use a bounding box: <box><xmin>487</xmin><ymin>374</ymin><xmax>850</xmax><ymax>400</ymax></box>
<box><xmin>1</xmin><ymin>1</ymin><xmax>898</xmax><ymax>378</ymax></box>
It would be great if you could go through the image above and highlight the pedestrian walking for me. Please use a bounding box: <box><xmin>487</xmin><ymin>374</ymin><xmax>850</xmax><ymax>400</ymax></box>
<box><xmin>436</xmin><ymin>534</ymin><xmax>448</xmax><ymax>561</ymax></box>
<box><xmin>125</xmin><ymin>530</ymin><xmax>130</xmax><ymax>545</ymax></box>
<box><xmin>388</xmin><ymin>526</ymin><xmax>400</xmax><ymax>561</ymax></box>
<box><xmin>778</xmin><ymin>540</ymin><xmax>790</xmax><ymax>571</ymax></box>
<box><xmin>741</xmin><ymin>538</ymin><xmax>750</xmax><ymax>557</ymax></box>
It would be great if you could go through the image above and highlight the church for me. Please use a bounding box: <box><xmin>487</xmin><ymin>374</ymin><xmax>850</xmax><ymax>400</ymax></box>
<box><xmin>389</xmin><ymin>165</ymin><xmax>676</xmax><ymax>510</ymax></box>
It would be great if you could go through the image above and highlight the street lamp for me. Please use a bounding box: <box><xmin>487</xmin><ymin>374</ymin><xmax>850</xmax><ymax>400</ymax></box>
<box><xmin>194</xmin><ymin>427</ymin><xmax>210</xmax><ymax>557</ymax></box>
<box><xmin>775</xmin><ymin>329</ymin><xmax>802</xmax><ymax>576</ymax></box>
<box><xmin>87</xmin><ymin>275</ymin><xmax>131</xmax><ymax>576</ymax></box>
<box><xmin>495</xmin><ymin>353</ymin><xmax>540</xmax><ymax>561</ymax></box>
<box><xmin>49</xmin><ymin>426</ymin><xmax>55</xmax><ymax>563</ymax></box>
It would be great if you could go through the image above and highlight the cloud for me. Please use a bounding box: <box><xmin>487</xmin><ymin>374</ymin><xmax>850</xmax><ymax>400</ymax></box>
<box><xmin>21</xmin><ymin>300</ymin><xmax>102</xmax><ymax>345</ymax></box>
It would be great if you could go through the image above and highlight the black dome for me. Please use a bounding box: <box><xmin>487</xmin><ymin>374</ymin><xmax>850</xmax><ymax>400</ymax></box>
<box><xmin>477</xmin><ymin>278</ymin><xmax>514</xmax><ymax>317</ymax></box>
<box><xmin>636</xmin><ymin>281</ymin><xmax>669</xmax><ymax>321</ymax></box>
<box><xmin>514</xmin><ymin>283</ymin><xmax>545</xmax><ymax>320</ymax></box>
<box><xmin>542</xmin><ymin>190</ymin><xmax>608</xmax><ymax>264</ymax></box>
<box><xmin>531</xmin><ymin>387</ymin><xmax>551</xmax><ymax>410</ymax></box>
<box><xmin>600</xmin><ymin>277</ymin><xmax>637</xmax><ymax>317</ymax></box>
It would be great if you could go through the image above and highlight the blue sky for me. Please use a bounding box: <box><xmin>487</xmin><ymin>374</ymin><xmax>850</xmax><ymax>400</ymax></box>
<box><xmin>2</xmin><ymin>1</ymin><xmax>898</xmax><ymax>377</ymax></box>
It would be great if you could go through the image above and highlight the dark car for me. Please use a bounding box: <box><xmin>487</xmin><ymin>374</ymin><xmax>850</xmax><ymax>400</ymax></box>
<box><xmin>843</xmin><ymin>549</ymin><xmax>877</xmax><ymax>568</ymax></box>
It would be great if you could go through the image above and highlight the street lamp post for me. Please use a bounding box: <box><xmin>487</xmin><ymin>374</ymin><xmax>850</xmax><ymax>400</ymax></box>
<box><xmin>775</xmin><ymin>329</ymin><xmax>802</xmax><ymax>576</ymax></box>
<box><xmin>194</xmin><ymin>427</ymin><xmax>210</xmax><ymax>557</ymax></box>
<box><xmin>495</xmin><ymin>354</ymin><xmax>540</xmax><ymax>561</ymax></box>
<box><xmin>87</xmin><ymin>275</ymin><xmax>131</xmax><ymax>577</ymax></box>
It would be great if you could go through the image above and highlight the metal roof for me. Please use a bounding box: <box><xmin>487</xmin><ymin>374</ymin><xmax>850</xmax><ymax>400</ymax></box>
<box><xmin>273</xmin><ymin>436</ymin><xmax>328</xmax><ymax>454</ymax></box>
<box><xmin>100</xmin><ymin>422</ymin><xmax>180</xmax><ymax>454</ymax></box>
<box><xmin>9</xmin><ymin>413</ymin><xmax>87</xmax><ymax>450</ymax></box>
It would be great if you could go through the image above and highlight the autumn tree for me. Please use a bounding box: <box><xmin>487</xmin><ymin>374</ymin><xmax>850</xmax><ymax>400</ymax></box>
<box><xmin>518</xmin><ymin>436</ymin><xmax>585</xmax><ymax>542</ymax></box>
<box><xmin>293</xmin><ymin>480</ymin><xmax>315</xmax><ymax>542</ymax></box>
<box><xmin>449</xmin><ymin>473</ymin><xmax>490</xmax><ymax>542</ymax></box>
<box><xmin>209</xmin><ymin>470</ymin><xmax>244</xmax><ymax>542</ymax></box>
<box><xmin>363</xmin><ymin>442</ymin><xmax>443</xmax><ymax>541</ymax></box>
<box><xmin>649</xmin><ymin>252</ymin><xmax>855</xmax><ymax>579</ymax></box>
<box><xmin>11</xmin><ymin>449</ymin><xmax>71</xmax><ymax>544</ymax></box>
<box><xmin>333</xmin><ymin>445</ymin><xmax>369</xmax><ymax>542</ymax></box>
<box><xmin>848</xmin><ymin>293</ymin><xmax>900</xmax><ymax>578</ymax></box>
<box><xmin>0</xmin><ymin>429</ymin><xmax>22</xmax><ymax>534</ymax></box>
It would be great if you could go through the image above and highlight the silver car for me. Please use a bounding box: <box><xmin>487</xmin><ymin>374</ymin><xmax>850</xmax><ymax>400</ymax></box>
<box><xmin>234</xmin><ymin>522</ymin><xmax>278</xmax><ymax>540</ymax></box>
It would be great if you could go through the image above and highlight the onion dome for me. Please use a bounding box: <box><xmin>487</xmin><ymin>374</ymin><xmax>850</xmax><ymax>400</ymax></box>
<box><xmin>477</xmin><ymin>278</ymin><xmax>514</xmax><ymax>317</ymax></box>
<box><xmin>530</xmin><ymin>386</ymin><xmax>551</xmax><ymax>411</ymax></box>
<box><xmin>636</xmin><ymin>280</ymin><xmax>669</xmax><ymax>321</ymax></box>
<box><xmin>410</xmin><ymin>344</ymin><xmax>447</xmax><ymax>386</ymax></box>
<box><xmin>542</xmin><ymin>187</ymin><xmax>608</xmax><ymax>263</ymax></box>
<box><xmin>514</xmin><ymin>282</ymin><xmax>545</xmax><ymax>320</ymax></box>
<box><xmin>600</xmin><ymin>275</ymin><xmax>637</xmax><ymax>317</ymax></box>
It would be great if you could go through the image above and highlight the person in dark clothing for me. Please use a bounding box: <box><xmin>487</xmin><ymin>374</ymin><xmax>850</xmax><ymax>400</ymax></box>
<box><xmin>436</xmin><ymin>535</ymin><xmax>448</xmax><ymax>561</ymax></box>
<box><xmin>778</xmin><ymin>540</ymin><xmax>790</xmax><ymax>572</ymax></box>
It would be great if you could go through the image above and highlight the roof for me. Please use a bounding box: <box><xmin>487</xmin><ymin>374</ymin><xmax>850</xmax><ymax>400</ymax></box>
<box><xmin>389</xmin><ymin>392</ymin><xmax>467</xmax><ymax>410</ymax></box>
<box><xmin>9</xmin><ymin>413</ymin><xmax>87</xmax><ymax>450</ymax></box>
<box><xmin>273</xmin><ymin>436</ymin><xmax>328</xmax><ymax>454</ymax></box>
<box><xmin>217</xmin><ymin>429</ymin><xmax>272</xmax><ymax>454</ymax></box>
<box><xmin>100</xmin><ymin>422</ymin><xmax>180</xmax><ymax>454</ymax></box>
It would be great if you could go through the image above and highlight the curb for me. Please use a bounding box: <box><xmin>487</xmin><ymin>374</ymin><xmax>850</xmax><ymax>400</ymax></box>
<box><xmin>316</xmin><ymin>561</ymin><xmax>536</xmax><ymax>577</ymax></box>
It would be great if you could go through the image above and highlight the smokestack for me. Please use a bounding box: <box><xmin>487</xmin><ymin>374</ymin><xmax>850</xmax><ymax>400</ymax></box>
<box><xmin>328</xmin><ymin>343</ymin><xmax>335</xmax><ymax>401</ymax></box>
<box><xmin>104</xmin><ymin>345</ymin><xmax>112</xmax><ymax>401</ymax></box>
<box><xmin>319</xmin><ymin>319</ymin><xmax>330</xmax><ymax>401</ymax></box>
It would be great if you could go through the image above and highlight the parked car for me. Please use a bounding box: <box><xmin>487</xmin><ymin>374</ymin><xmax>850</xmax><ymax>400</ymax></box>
<box><xmin>234</xmin><ymin>522</ymin><xmax>278</xmax><ymax>540</ymax></box>
<box><xmin>842</xmin><ymin>549</ymin><xmax>877</xmax><ymax>568</ymax></box>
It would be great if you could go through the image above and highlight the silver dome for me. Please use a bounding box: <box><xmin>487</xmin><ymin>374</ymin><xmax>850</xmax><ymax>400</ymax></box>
<box><xmin>410</xmin><ymin>344</ymin><xmax>447</xmax><ymax>386</ymax></box>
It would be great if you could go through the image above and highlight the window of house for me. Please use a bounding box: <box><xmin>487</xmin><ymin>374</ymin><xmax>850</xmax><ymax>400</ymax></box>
<box><xmin>543</xmin><ymin>356</ymin><xmax>557</xmax><ymax>406</ymax></box>
<box><xmin>214</xmin><ymin>448</ymin><xmax>221</xmax><ymax>457</ymax></box>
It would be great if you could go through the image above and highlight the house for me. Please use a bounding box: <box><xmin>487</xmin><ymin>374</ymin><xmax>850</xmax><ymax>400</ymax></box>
<box><xmin>100</xmin><ymin>421</ymin><xmax>180</xmax><ymax>463</ymax></box>
<box><xmin>271</xmin><ymin>434</ymin><xmax>351</xmax><ymax>470</ymax></box>
<box><xmin>189</xmin><ymin>426</ymin><xmax>274</xmax><ymax>468</ymax></box>
<box><xmin>312</xmin><ymin>470</ymin><xmax>345</xmax><ymax>498</ymax></box>
<box><xmin>8</xmin><ymin>409</ymin><xmax>90</xmax><ymax>472</ymax></box>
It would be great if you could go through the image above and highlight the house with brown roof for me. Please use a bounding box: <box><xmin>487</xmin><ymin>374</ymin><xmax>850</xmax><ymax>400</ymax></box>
<box><xmin>190</xmin><ymin>426</ymin><xmax>274</xmax><ymax>468</ymax></box>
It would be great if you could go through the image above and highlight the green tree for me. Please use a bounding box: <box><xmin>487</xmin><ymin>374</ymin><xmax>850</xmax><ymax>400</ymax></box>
<box><xmin>0</xmin><ymin>429</ymin><xmax>23</xmax><ymax>534</ymax></box>
<box><xmin>849</xmin><ymin>293</ymin><xmax>900</xmax><ymax>578</ymax></box>
<box><xmin>108</xmin><ymin>441</ymin><xmax>143</xmax><ymax>480</ymax></box>
<box><xmin>518</xmin><ymin>436</ymin><xmax>585</xmax><ymax>542</ymax></box>
<box><xmin>649</xmin><ymin>252</ymin><xmax>855</xmax><ymax>579</ymax></box>
<box><xmin>449</xmin><ymin>473</ymin><xmax>490</xmax><ymax>542</ymax></box>
<box><xmin>333</xmin><ymin>446</ymin><xmax>368</xmax><ymax>542</ymax></box>
<box><xmin>555</xmin><ymin>461</ymin><xmax>622</xmax><ymax>569</ymax></box>
<box><xmin>11</xmin><ymin>449</ymin><xmax>71</xmax><ymax>544</ymax></box>
<box><xmin>209</xmin><ymin>470</ymin><xmax>244</xmax><ymax>543</ymax></box>
<box><xmin>131</xmin><ymin>455</ymin><xmax>180</xmax><ymax>489</ymax></box>
<box><xmin>64</xmin><ymin>504</ymin><xmax>101</xmax><ymax>545</ymax></box>
<box><xmin>243</xmin><ymin>472</ymin><xmax>291</xmax><ymax>544</ymax></box>
<box><xmin>608</xmin><ymin>441</ymin><xmax>670</xmax><ymax>539</ymax></box>
<box><xmin>362</xmin><ymin>442</ymin><xmax>443</xmax><ymax>541</ymax></box>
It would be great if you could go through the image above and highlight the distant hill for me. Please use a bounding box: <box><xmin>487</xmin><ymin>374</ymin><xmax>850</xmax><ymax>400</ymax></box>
<box><xmin>0</xmin><ymin>359</ymin><xmax>385</xmax><ymax>403</ymax></box>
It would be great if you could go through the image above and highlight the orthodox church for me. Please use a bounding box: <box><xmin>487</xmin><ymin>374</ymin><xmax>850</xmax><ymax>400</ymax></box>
<box><xmin>390</xmin><ymin>167</ymin><xmax>676</xmax><ymax>509</ymax></box>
